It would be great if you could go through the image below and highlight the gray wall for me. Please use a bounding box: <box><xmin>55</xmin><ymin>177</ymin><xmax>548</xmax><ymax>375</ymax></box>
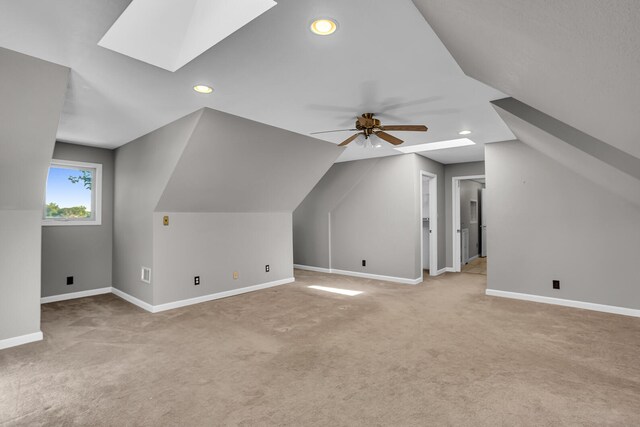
<box><xmin>157</xmin><ymin>108</ymin><xmax>342</xmax><ymax>212</ymax></box>
<box><xmin>41</xmin><ymin>142</ymin><xmax>114</xmax><ymax>297</ymax></box>
<box><xmin>444</xmin><ymin>161</ymin><xmax>485</xmax><ymax>267</ymax></box>
<box><xmin>294</xmin><ymin>153</ymin><xmax>446</xmax><ymax>280</ymax></box>
<box><xmin>153</xmin><ymin>212</ymin><xmax>292</xmax><ymax>305</ymax></box>
<box><xmin>330</xmin><ymin>155</ymin><xmax>418</xmax><ymax>279</ymax></box>
<box><xmin>459</xmin><ymin>180</ymin><xmax>483</xmax><ymax>259</ymax></box>
<box><xmin>114</xmin><ymin>107</ymin><xmax>339</xmax><ymax>306</ymax></box>
<box><xmin>0</xmin><ymin>47</ymin><xmax>68</xmax><ymax>342</ymax></box>
<box><xmin>113</xmin><ymin>111</ymin><xmax>202</xmax><ymax>304</ymax></box>
<box><xmin>486</xmin><ymin>140</ymin><xmax>640</xmax><ymax>309</ymax></box>
<box><xmin>293</xmin><ymin>159</ymin><xmax>377</xmax><ymax>270</ymax></box>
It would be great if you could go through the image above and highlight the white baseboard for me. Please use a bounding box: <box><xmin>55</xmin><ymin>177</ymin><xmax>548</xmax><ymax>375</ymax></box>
<box><xmin>295</xmin><ymin>264</ymin><xmax>422</xmax><ymax>285</ymax></box>
<box><xmin>294</xmin><ymin>264</ymin><xmax>332</xmax><ymax>274</ymax></box>
<box><xmin>41</xmin><ymin>287</ymin><xmax>112</xmax><ymax>304</ymax></box>
<box><xmin>486</xmin><ymin>289</ymin><xmax>640</xmax><ymax>318</ymax></box>
<box><xmin>0</xmin><ymin>331</ymin><xmax>43</xmax><ymax>350</ymax></box>
<box><xmin>111</xmin><ymin>278</ymin><xmax>294</xmax><ymax>313</ymax></box>
<box><xmin>433</xmin><ymin>267</ymin><xmax>456</xmax><ymax>276</ymax></box>
<box><xmin>467</xmin><ymin>254</ymin><xmax>479</xmax><ymax>262</ymax></box>
<box><xmin>111</xmin><ymin>287</ymin><xmax>154</xmax><ymax>313</ymax></box>
<box><xmin>153</xmin><ymin>277</ymin><xmax>295</xmax><ymax>313</ymax></box>
<box><xmin>331</xmin><ymin>269</ymin><xmax>422</xmax><ymax>285</ymax></box>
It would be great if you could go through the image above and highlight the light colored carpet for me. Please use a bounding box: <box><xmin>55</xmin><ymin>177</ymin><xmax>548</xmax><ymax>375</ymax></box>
<box><xmin>1</xmin><ymin>270</ymin><xmax>639</xmax><ymax>426</ymax></box>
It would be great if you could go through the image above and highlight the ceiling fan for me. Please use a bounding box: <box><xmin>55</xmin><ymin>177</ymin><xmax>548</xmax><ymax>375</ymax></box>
<box><xmin>311</xmin><ymin>113</ymin><xmax>428</xmax><ymax>147</ymax></box>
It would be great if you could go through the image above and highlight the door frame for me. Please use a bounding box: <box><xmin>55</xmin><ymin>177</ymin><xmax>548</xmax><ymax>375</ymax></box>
<box><xmin>420</xmin><ymin>170</ymin><xmax>438</xmax><ymax>277</ymax></box>
<box><xmin>452</xmin><ymin>175</ymin><xmax>485</xmax><ymax>272</ymax></box>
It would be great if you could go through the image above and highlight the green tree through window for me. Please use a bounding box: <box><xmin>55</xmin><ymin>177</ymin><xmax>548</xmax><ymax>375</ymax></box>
<box><xmin>68</xmin><ymin>170</ymin><xmax>92</xmax><ymax>190</ymax></box>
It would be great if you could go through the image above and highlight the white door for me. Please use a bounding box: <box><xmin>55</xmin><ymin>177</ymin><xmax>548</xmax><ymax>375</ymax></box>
<box><xmin>481</xmin><ymin>188</ymin><xmax>487</xmax><ymax>257</ymax></box>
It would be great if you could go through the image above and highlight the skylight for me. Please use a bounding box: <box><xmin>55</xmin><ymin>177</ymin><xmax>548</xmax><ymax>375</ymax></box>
<box><xmin>98</xmin><ymin>0</ymin><xmax>277</xmax><ymax>72</ymax></box>
<box><xmin>308</xmin><ymin>286</ymin><xmax>363</xmax><ymax>296</ymax></box>
<box><xmin>394</xmin><ymin>138</ymin><xmax>476</xmax><ymax>153</ymax></box>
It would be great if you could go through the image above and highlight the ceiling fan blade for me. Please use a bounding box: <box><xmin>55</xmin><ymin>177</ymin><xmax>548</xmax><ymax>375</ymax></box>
<box><xmin>338</xmin><ymin>133</ymin><xmax>361</xmax><ymax>147</ymax></box>
<box><xmin>310</xmin><ymin>128</ymin><xmax>358</xmax><ymax>135</ymax></box>
<box><xmin>381</xmin><ymin>125</ymin><xmax>428</xmax><ymax>132</ymax></box>
<box><xmin>375</xmin><ymin>131</ymin><xmax>404</xmax><ymax>145</ymax></box>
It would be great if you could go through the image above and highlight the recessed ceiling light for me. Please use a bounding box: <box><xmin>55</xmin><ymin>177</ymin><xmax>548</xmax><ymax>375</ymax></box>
<box><xmin>458</xmin><ymin>130</ymin><xmax>471</xmax><ymax>135</ymax></box>
<box><xmin>310</xmin><ymin>19</ymin><xmax>337</xmax><ymax>36</ymax></box>
<box><xmin>394</xmin><ymin>138</ymin><xmax>476</xmax><ymax>153</ymax></box>
<box><xmin>193</xmin><ymin>85</ymin><xmax>213</xmax><ymax>94</ymax></box>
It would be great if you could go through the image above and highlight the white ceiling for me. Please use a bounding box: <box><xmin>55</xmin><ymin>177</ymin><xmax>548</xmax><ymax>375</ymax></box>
<box><xmin>0</xmin><ymin>0</ymin><xmax>514</xmax><ymax>164</ymax></box>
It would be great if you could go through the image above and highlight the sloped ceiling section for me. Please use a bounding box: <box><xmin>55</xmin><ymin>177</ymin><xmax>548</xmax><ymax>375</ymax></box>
<box><xmin>492</xmin><ymin>98</ymin><xmax>640</xmax><ymax>208</ymax></box>
<box><xmin>156</xmin><ymin>108</ymin><xmax>343</xmax><ymax>212</ymax></box>
<box><xmin>411</xmin><ymin>0</ymin><xmax>640</xmax><ymax>159</ymax></box>
<box><xmin>293</xmin><ymin>158</ymin><xmax>378</xmax><ymax>268</ymax></box>
<box><xmin>0</xmin><ymin>47</ymin><xmax>69</xmax><ymax>210</ymax></box>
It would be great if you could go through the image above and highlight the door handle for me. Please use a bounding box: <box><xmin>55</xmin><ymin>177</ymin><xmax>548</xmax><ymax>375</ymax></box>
<box><xmin>457</xmin><ymin>229</ymin><xmax>461</xmax><ymax>233</ymax></box>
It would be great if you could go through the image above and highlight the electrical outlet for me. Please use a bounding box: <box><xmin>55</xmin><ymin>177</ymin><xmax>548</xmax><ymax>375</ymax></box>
<box><xmin>233</xmin><ymin>271</ymin><xmax>239</xmax><ymax>280</ymax></box>
<box><xmin>362</xmin><ymin>260</ymin><xmax>366</xmax><ymax>267</ymax></box>
<box><xmin>66</xmin><ymin>276</ymin><xmax>74</xmax><ymax>285</ymax></box>
<box><xmin>265</xmin><ymin>265</ymin><xmax>270</xmax><ymax>272</ymax></box>
<box><xmin>553</xmin><ymin>280</ymin><xmax>560</xmax><ymax>289</ymax></box>
<box><xmin>194</xmin><ymin>276</ymin><xmax>200</xmax><ymax>286</ymax></box>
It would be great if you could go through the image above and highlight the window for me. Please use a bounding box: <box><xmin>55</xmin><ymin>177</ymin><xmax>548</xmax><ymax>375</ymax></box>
<box><xmin>43</xmin><ymin>159</ymin><xmax>102</xmax><ymax>226</ymax></box>
<box><xmin>470</xmin><ymin>199</ymin><xmax>478</xmax><ymax>224</ymax></box>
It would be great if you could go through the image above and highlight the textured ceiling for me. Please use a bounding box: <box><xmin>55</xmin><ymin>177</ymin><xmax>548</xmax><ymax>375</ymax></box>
<box><xmin>0</xmin><ymin>0</ymin><xmax>514</xmax><ymax>164</ymax></box>
<box><xmin>411</xmin><ymin>0</ymin><xmax>640</xmax><ymax>159</ymax></box>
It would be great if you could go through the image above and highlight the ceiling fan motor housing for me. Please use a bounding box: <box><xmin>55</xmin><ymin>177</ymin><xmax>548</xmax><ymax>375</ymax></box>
<box><xmin>356</xmin><ymin>113</ymin><xmax>381</xmax><ymax>138</ymax></box>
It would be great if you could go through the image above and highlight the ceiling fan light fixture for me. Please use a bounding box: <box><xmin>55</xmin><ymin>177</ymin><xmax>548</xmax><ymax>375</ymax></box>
<box><xmin>310</xmin><ymin>18</ymin><xmax>337</xmax><ymax>36</ymax></box>
<box><xmin>193</xmin><ymin>84</ymin><xmax>213</xmax><ymax>94</ymax></box>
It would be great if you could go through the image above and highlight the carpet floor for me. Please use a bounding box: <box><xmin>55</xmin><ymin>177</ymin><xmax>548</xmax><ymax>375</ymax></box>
<box><xmin>1</xmin><ymin>270</ymin><xmax>639</xmax><ymax>426</ymax></box>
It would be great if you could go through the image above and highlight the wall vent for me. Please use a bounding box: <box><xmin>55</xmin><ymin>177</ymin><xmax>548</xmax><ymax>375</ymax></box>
<box><xmin>141</xmin><ymin>267</ymin><xmax>151</xmax><ymax>284</ymax></box>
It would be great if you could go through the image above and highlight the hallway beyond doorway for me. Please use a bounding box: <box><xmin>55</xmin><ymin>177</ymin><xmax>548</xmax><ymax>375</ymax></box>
<box><xmin>461</xmin><ymin>256</ymin><xmax>487</xmax><ymax>275</ymax></box>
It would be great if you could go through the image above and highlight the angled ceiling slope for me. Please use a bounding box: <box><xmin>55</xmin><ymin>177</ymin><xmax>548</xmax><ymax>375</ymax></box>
<box><xmin>492</xmin><ymin>98</ymin><xmax>640</xmax><ymax>208</ymax></box>
<box><xmin>99</xmin><ymin>0</ymin><xmax>277</xmax><ymax>71</ymax></box>
<box><xmin>156</xmin><ymin>108</ymin><xmax>343</xmax><ymax>212</ymax></box>
<box><xmin>0</xmin><ymin>47</ymin><xmax>69</xmax><ymax>210</ymax></box>
<box><xmin>411</xmin><ymin>0</ymin><xmax>640</xmax><ymax>159</ymax></box>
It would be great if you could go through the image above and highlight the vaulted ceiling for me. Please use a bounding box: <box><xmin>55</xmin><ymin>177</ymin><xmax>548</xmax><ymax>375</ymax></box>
<box><xmin>0</xmin><ymin>0</ymin><xmax>514</xmax><ymax>164</ymax></box>
<box><xmin>411</xmin><ymin>0</ymin><xmax>640</xmax><ymax>159</ymax></box>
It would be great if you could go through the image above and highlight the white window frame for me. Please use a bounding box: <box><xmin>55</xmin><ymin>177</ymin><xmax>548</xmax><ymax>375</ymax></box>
<box><xmin>42</xmin><ymin>159</ymin><xmax>102</xmax><ymax>226</ymax></box>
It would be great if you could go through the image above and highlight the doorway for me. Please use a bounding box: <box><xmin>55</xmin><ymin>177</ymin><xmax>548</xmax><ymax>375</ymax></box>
<box><xmin>452</xmin><ymin>175</ymin><xmax>486</xmax><ymax>273</ymax></box>
<box><xmin>420</xmin><ymin>171</ymin><xmax>438</xmax><ymax>277</ymax></box>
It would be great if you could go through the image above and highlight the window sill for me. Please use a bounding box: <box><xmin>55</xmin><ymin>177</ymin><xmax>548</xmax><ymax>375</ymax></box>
<box><xmin>42</xmin><ymin>220</ymin><xmax>102</xmax><ymax>226</ymax></box>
